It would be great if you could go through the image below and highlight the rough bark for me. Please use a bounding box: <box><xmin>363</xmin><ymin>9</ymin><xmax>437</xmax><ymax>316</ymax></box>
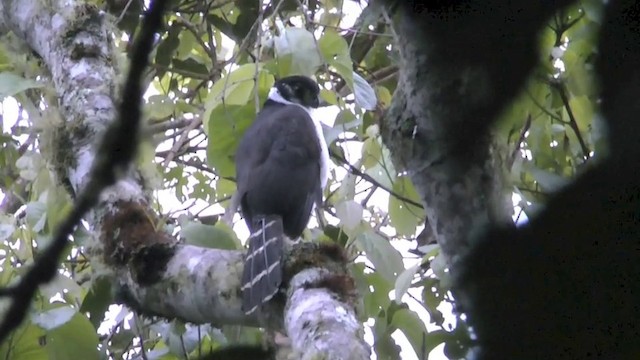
<box><xmin>380</xmin><ymin>1</ymin><xmax>583</xmax><ymax>263</ymax></box>
<box><xmin>283</xmin><ymin>244</ymin><xmax>370</xmax><ymax>359</ymax></box>
<box><xmin>383</xmin><ymin>1</ymin><xmax>640</xmax><ymax>359</ymax></box>
<box><xmin>0</xmin><ymin>0</ymin><xmax>367</xmax><ymax>356</ymax></box>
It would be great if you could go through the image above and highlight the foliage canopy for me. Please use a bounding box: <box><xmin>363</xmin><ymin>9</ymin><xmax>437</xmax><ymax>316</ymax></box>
<box><xmin>0</xmin><ymin>0</ymin><xmax>605</xmax><ymax>359</ymax></box>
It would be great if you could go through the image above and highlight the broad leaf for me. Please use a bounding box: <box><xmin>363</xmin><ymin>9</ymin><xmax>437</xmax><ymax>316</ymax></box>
<box><xmin>80</xmin><ymin>277</ymin><xmax>114</xmax><ymax>329</ymax></box>
<box><xmin>394</xmin><ymin>264</ymin><xmax>420</xmax><ymax>304</ymax></box>
<box><xmin>355</xmin><ymin>225</ymin><xmax>404</xmax><ymax>282</ymax></box>
<box><xmin>0</xmin><ymin>214</ymin><xmax>14</xmax><ymax>241</ymax></box>
<box><xmin>181</xmin><ymin>220</ymin><xmax>240</xmax><ymax>250</ymax></box>
<box><xmin>389</xmin><ymin>176</ymin><xmax>423</xmax><ymax>236</ymax></box>
<box><xmin>0</xmin><ymin>72</ymin><xmax>42</xmax><ymax>98</ymax></box>
<box><xmin>273</xmin><ymin>28</ymin><xmax>323</xmax><ymax>76</ymax></box>
<box><xmin>0</xmin><ymin>321</ymin><xmax>47</xmax><ymax>360</ymax></box>
<box><xmin>335</xmin><ymin>200</ymin><xmax>363</xmax><ymax>230</ymax></box>
<box><xmin>147</xmin><ymin>94</ymin><xmax>175</xmax><ymax>119</ymax></box>
<box><xmin>204</xmin><ymin>64</ymin><xmax>260</xmax><ymax>133</ymax></box>
<box><xmin>32</xmin><ymin>307</ymin><xmax>76</xmax><ymax>331</ymax></box>
<box><xmin>352</xmin><ymin>72</ymin><xmax>377</xmax><ymax>110</ymax></box>
<box><xmin>391</xmin><ymin>308</ymin><xmax>433</xmax><ymax>359</ymax></box>
<box><xmin>45</xmin><ymin>313</ymin><xmax>100</xmax><ymax>360</ymax></box>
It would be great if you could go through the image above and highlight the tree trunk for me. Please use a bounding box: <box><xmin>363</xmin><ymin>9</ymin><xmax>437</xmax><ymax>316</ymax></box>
<box><xmin>382</xmin><ymin>1</ymin><xmax>640</xmax><ymax>358</ymax></box>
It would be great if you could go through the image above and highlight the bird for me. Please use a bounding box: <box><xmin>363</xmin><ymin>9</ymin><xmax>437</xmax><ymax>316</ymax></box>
<box><xmin>232</xmin><ymin>75</ymin><xmax>329</xmax><ymax>314</ymax></box>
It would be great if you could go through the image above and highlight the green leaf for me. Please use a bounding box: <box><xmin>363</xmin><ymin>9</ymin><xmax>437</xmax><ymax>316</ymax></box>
<box><xmin>206</xmin><ymin>103</ymin><xmax>255</xmax><ymax>178</ymax></box>
<box><xmin>146</xmin><ymin>346</ymin><xmax>170</xmax><ymax>360</ymax></box>
<box><xmin>147</xmin><ymin>94</ymin><xmax>174</xmax><ymax>119</ymax></box>
<box><xmin>45</xmin><ymin>186</ymin><xmax>71</xmax><ymax>232</ymax></box>
<box><xmin>155</xmin><ymin>23</ymin><xmax>181</xmax><ymax>69</ymax></box>
<box><xmin>430</xmin><ymin>251</ymin><xmax>451</xmax><ymax>287</ymax></box>
<box><xmin>365</xmin><ymin>146</ymin><xmax>396</xmax><ymax>189</ymax></box>
<box><xmin>391</xmin><ymin>308</ymin><xmax>433</xmax><ymax>359</ymax></box>
<box><xmin>394</xmin><ymin>264</ymin><xmax>420</xmax><ymax>304</ymax></box>
<box><xmin>373</xmin><ymin>313</ymin><xmax>401</xmax><ymax>359</ymax></box>
<box><xmin>550</xmin><ymin>123</ymin><xmax>566</xmax><ymax>134</ymax></box>
<box><xmin>421</xmin><ymin>278</ymin><xmax>446</xmax><ymax>326</ymax></box>
<box><xmin>16</xmin><ymin>153</ymin><xmax>41</xmax><ymax>181</ymax></box>
<box><xmin>0</xmin><ymin>214</ymin><xmax>15</xmax><ymax>241</ymax></box>
<box><xmin>0</xmin><ymin>321</ymin><xmax>47</xmax><ymax>360</ymax></box>
<box><xmin>568</xmin><ymin>95</ymin><xmax>594</xmax><ymax>130</ymax></box>
<box><xmin>376</xmin><ymin>86</ymin><xmax>392</xmax><ymax>108</ymax></box>
<box><xmin>32</xmin><ymin>307</ymin><xmax>76</xmax><ymax>331</ymax></box>
<box><xmin>204</xmin><ymin>64</ymin><xmax>259</xmax><ymax>133</ymax></box>
<box><xmin>335</xmin><ymin>200</ymin><xmax>363</xmax><ymax>230</ymax></box>
<box><xmin>110</xmin><ymin>329</ymin><xmax>136</xmax><ymax>351</ymax></box>
<box><xmin>45</xmin><ymin>313</ymin><xmax>100</xmax><ymax>360</ymax></box>
<box><xmin>318</xmin><ymin>30</ymin><xmax>350</xmax><ymax>62</ymax></box>
<box><xmin>181</xmin><ymin>220</ymin><xmax>239</xmax><ymax>250</ymax></box>
<box><xmin>351</xmin><ymin>263</ymin><xmax>392</xmax><ymax>317</ymax></box>
<box><xmin>273</xmin><ymin>28</ymin><xmax>323</xmax><ymax>76</ymax></box>
<box><xmin>389</xmin><ymin>176</ymin><xmax>423</xmax><ymax>236</ymax></box>
<box><xmin>323</xmin><ymin>224</ymin><xmax>349</xmax><ymax>247</ymax></box>
<box><xmin>355</xmin><ymin>225</ymin><xmax>404</xmax><ymax>282</ymax></box>
<box><xmin>206</xmin><ymin>71</ymin><xmax>275</xmax><ymax>178</ymax></box>
<box><xmin>528</xmin><ymin>166</ymin><xmax>570</xmax><ymax>192</ymax></box>
<box><xmin>0</xmin><ymin>72</ymin><xmax>42</xmax><ymax>98</ymax></box>
<box><xmin>25</xmin><ymin>201</ymin><xmax>47</xmax><ymax>233</ymax></box>
<box><xmin>214</xmin><ymin>177</ymin><xmax>237</xmax><ymax>202</ymax></box>
<box><xmin>319</xmin><ymin>88</ymin><xmax>339</xmax><ymax>106</ymax></box>
<box><xmin>361</xmin><ymin>137</ymin><xmax>382</xmax><ymax>169</ymax></box>
<box><xmin>329</xmin><ymin>58</ymin><xmax>354</xmax><ymax>87</ymax></box>
<box><xmin>352</xmin><ymin>72</ymin><xmax>377</xmax><ymax>110</ymax></box>
<box><xmin>318</xmin><ymin>29</ymin><xmax>353</xmax><ymax>79</ymax></box>
<box><xmin>80</xmin><ymin>277</ymin><xmax>113</xmax><ymax>329</ymax></box>
<box><xmin>583</xmin><ymin>0</ymin><xmax>604</xmax><ymax>24</ymax></box>
<box><xmin>40</xmin><ymin>274</ymin><xmax>83</xmax><ymax>306</ymax></box>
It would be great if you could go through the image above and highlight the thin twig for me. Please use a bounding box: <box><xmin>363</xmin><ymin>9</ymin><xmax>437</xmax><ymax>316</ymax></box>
<box><xmin>162</xmin><ymin>118</ymin><xmax>203</xmax><ymax>167</ymax></box>
<box><xmin>148</xmin><ymin>117</ymin><xmax>197</xmax><ymax>134</ymax></box>
<box><xmin>174</xmin><ymin>15</ymin><xmax>217</xmax><ymax>64</ymax></box>
<box><xmin>330</xmin><ymin>149</ymin><xmax>424</xmax><ymax>209</ymax></box>
<box><xmin>507</xmin><ymin>114</ymin><xmax>532</xmax><ymax>169</ymax></box>
<box><xmin>552</xmin><ymin>80</ymin><xmax>591</xmax><ymax>160</ymax></box>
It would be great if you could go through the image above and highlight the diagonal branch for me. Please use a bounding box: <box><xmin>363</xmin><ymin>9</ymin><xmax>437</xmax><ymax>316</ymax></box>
<box><xmin>329</xmin><ymin>149</ymin><xmax>424</xmax><ymax>209</ymax></box>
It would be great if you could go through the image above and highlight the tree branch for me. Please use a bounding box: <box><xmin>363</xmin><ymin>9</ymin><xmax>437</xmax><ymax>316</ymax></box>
<box><xmin>0</xmin><ymin>0</ymin><xmax>169</xmax><ymax>342</ymax></box>
<box><xmin>329</xmin><ymin>149</ymin><xmax>424</xmax><ymax>209</ymax></box>
<box><xmin>0</xmin><ymin>2</ymin><xmax>367</xmax><ymax>357</ymax></box>
<box><xmin>380</xmin><ymin>1</ymin><xmax>577</xmax><ymax>262</ymax></box>
<box><xmin>551</xmin><ymin>80</ymin><xmax>591</xmax><ymax>160</ymax></box>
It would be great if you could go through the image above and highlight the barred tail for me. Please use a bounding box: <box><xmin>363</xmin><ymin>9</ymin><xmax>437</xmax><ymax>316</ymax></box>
<box><xmin>241</xmin><ymin>215</ymin><xmax>284</xmax><ymax>314</ymax></box>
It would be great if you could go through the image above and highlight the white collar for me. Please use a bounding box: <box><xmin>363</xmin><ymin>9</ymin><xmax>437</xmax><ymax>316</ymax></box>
<box><xmin>267</xmin><ymin>87</ymin><xmax>312</xmax><ymax>114</ymax></box>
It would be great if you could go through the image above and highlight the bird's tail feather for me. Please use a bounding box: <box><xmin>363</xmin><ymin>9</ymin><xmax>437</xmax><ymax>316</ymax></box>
<box><xmin>241</xmin><ymin>215</ymin><xmax>283</xmax><ymax>314</ymax></box>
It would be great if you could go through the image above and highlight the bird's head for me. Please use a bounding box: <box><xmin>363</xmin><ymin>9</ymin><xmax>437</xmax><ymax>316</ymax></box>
<box><xmin>269</xmin><ymin>75</ymin><xmax>320</xmax><ymax>109</ymax></box>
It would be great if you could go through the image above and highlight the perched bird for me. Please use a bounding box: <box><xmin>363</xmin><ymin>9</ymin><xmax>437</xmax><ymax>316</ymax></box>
<box><xmin>233</xmin><ymin>75</ymin><xmax>329</xmax><ymax>314</ymax></box>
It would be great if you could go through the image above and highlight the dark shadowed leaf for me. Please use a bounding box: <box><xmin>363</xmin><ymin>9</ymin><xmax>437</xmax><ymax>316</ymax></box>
<box><xmin>391</xmin><ymin>308</ymin><xmax>434</xmax><ymax>358</ymax></box>
<box><xmin>80</xmin><ymin>277</ymin><xmax>114</xmax><ymax>329</ymax></box>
